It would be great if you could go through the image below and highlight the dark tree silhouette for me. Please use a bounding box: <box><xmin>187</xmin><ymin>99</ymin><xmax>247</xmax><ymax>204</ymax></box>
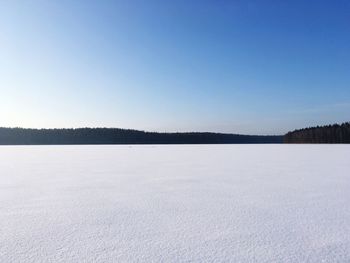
<box><xmin>0</xmin><ymin>127</ymin><xmax>282</xmax><ymax>145</ymax></box>
<box><xmin>284</xmin><ymin>122</ymin><xmax>350</xmax><ymax>143</ymax></box>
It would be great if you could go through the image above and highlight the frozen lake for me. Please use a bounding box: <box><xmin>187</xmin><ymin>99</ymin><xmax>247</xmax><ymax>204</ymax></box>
<box><xmin>1</xmin><ymin>145</ymin><xmax>350</xmax><ymax>262</ymax></box>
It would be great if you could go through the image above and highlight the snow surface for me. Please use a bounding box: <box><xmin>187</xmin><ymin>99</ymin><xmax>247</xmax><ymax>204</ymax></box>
<box><xmin>1</xmin><ymin>145</ymin><xmax>350</xmax><ymax>262</ymax></box>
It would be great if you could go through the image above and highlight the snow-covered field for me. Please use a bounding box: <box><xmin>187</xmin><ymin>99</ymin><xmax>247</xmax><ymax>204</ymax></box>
<box><xmin>1</xmin><ymin>145</ymin><xmax>350</xmax><ymax>262</ymax></box>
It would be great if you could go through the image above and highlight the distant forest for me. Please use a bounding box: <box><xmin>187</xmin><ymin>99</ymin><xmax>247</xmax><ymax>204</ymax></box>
<box><xmin>284</xmin><ymin>122</ymin><xmax>350</xmax><ymax>143</ymax></box>
<box><xmin>0</xmin><ymin>128</ymin><xmax>282</xmax><ymax>145</ymax></box>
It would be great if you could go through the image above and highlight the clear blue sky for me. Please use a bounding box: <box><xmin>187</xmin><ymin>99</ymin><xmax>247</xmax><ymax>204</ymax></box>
<box><xmin>1</xmin><ymin>0</ymin><xmax>349</xmax><ymax>134</ymax></box>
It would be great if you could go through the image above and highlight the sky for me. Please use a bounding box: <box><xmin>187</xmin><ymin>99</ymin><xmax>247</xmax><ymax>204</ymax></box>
<box><xmin>0</xmin><ymin>0</ymin><xmax>349</xmax><ymax>135</ymax></box>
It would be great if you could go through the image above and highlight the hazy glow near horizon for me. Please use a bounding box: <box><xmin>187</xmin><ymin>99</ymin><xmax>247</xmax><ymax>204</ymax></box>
<box><xmin>1</xmin><ymin>0</ymin><xmax>349</xmax><ymax>134</ymax></box>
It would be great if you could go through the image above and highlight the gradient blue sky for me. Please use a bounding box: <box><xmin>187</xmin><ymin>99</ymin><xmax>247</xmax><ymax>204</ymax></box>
<box><xmin>1</xmin><ymin>0</ymin><xmax>349</xmax><ymax>134</ymax></box>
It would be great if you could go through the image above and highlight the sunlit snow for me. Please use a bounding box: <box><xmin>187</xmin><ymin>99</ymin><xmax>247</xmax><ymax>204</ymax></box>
<box><xmin>1</xmin><ymin>145</ymin><xmax>350</xmax><ymax>262</ymax></box>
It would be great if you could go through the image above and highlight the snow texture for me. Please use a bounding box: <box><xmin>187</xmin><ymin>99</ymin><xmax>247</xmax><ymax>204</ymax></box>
<box><xmin>1</xmin><ymin>145</ymin><xmax>350</xmax><ymax>262</ymax></box>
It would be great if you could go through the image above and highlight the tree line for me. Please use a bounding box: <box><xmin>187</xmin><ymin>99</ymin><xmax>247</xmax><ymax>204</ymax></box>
<box><xmin>284</xmin><ymin>122</ymin><xmax>350</xmax><ymax>143</ymax></box>
<box><xmin>0</xmin><ymin>127</ymin><xmax>283</xmax><ymax>145</ymax></box>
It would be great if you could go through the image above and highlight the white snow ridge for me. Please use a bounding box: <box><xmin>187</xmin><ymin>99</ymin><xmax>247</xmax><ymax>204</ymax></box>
<box><xmin>1</xmin><ymin>145</ymin><xmax>350</xmax><ymax>262</ymax></box>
